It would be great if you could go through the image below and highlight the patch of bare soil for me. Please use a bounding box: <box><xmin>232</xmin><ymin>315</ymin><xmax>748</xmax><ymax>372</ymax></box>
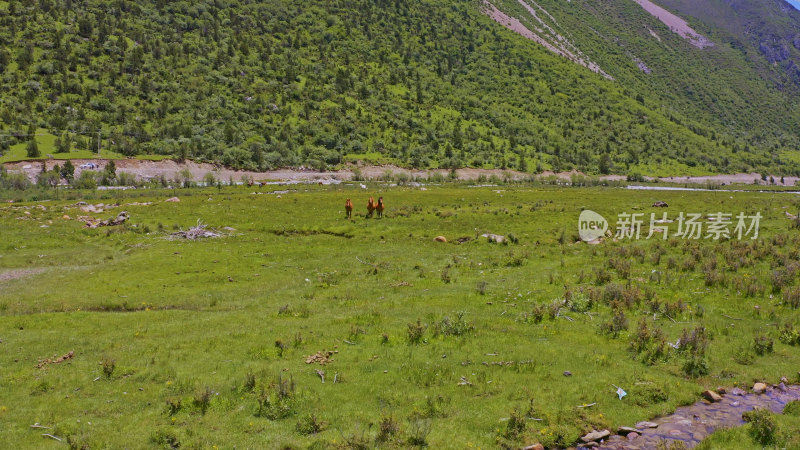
<box><xmin>632</xmin><ymin>0</ymin><xmax>714</xmax><ymax>49</ymax></box>
<box><xmin>0</xmin><ymin>268</ymin><xmax>47</xmax><ymax>283</ymax></box>
<box><xmin>2</xmin><ymin>160</ymin><xmax>533</xmax><ymax>184</ymax></box>
<box><xmin>656</xmin><ymin>173</ymin><xmax>799</xmax><ymax>186</ymax></box>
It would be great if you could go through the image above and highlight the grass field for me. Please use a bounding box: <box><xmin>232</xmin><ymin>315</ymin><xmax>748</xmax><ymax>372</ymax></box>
<box><xmin>2</xmin><ymin>184</ymin><xmax>800</xmax><ymax>448</ymax></box>
<box><xmin>0</xmin><ymin>131</ymin><xmax>173</xmax><ymax>163</ymax></box>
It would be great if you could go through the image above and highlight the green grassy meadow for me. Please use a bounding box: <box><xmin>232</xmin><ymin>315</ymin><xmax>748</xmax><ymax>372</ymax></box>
<box><xmin>2</xmin><ymin>184</ymin><xmax>800</xmax><ymax>448</ymax></box>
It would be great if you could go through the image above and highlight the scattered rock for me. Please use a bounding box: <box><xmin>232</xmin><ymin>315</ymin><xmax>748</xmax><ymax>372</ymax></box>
<box><xmin>635</xmin><ymin>421</ymin><xmax>658</xmax><ymax>429</ymax></box>
<box><xmin>627</xmin><ymin>432</ymin><xmax>640</xmax><ymax>440</ymax></box>
<box><xmin>522</xmin><ymin>444</ymin><xmax>544</xmax><ymax>450</ymax></box>
<box><xmin>454</xmin><ymin>236</ymin><xmax>472</xmax><ymax>244</ymax></box>
<box><xmin>581</xmin><ymin>429</ymin><xmax>611</xmax><ymax>443</ymax></box>
<box><xmin>753</xmin><ymin>382</ymin><xmax>767</xmax><ymax>394</ymax></box>
<box><xmin>717</xmin><ymin>387</ymin><xmax>727</xmax><ymax>394</ymax></box>
<box><xmin>582</xmin><ymin>443</ymin><xmax>599</xmax><ymax>448</ymax></box>
<box><xmin>778</xmin><ymin>382</ymin><xmax>788</xmax><ymax>392</ymax></box>
<box><xmin>563</xmin><ymin>371</ymin><xmax>572</xmax><ymax>377</ymax></box>
<box><xmin>731</xmin><ymin>387</ymin><xmax>747</xmax><ymax>396</ymax></box>
<box><xmin>36</xmin><ymin>351</ymin><xmax>75</xmax><ymax>369</ymax></box>
<box><xmin>305</xmin><ymin>350</ymin><xmax>336</xmax><ymax>365</ymax></box>
<box><xmin>62</xmin><ymin>215</ymin><xmax>70</xmax><ymax>220</ymax></box>
<box><xmin>617</xmin><ymin>426</ymin><xmax>638</xmax><ymax>436</ymax></box>
<box><xmin>83</xmin><ymin>212</ymin><xmax>129</xmax><ymax>229</ymax></box>
<box><xmin>652</xmin><ymin>201</ymin><xmax>668</xmax><ymax>207</ymax></box>
<box><xmin>781</xmin><ymin>376</ymin><xmax>789</xmax><ymax>384</ymax></box>
<box><xmin>165</xmin><ymin>197</ymin><xmax>180</xmax><ymax>203</ymax></box>
<box><xmin>702</xmin><ymin>390</ymin><xmax>723</xmax><ymax>403</ymax></box>
<box><xmin>434</xmin><ymin>236</ymin><xmax>447</xmax><ymax>243</ymax></box>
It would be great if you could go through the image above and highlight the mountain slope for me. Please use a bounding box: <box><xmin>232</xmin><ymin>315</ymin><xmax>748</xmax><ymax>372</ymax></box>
<box><xmin>0</xmin><ymin>0</ymin><xmax>797</xmax><ymax>175</ymax></box>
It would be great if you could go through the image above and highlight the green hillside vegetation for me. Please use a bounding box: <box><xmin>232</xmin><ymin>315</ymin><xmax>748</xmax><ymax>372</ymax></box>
<box><xmin>0</xmin><ymin>0</ymin><xmax>798</xmax><ymax>175</ymax></box>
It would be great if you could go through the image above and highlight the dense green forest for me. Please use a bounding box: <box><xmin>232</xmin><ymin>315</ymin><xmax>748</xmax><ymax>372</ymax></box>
<box><xmin>0</xmin><ymin>0</ymin><xmax>798</xmax><ymax>175</ymax></box>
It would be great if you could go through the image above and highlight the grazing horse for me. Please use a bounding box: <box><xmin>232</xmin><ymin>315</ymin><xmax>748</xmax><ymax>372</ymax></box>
<box><xmin>367</xmin><ymin>197</ymin><xmax>376</xmax><ymax>218</ymax></box>
<box><xmin>376</xmin><ymin>197</ymin><xmax>384</xmax><ymax>218</ymax></box>
<box><xmin>345</xmin><ymin>198</ymin><xmax>353</xmax><ymax>219</ymax></box>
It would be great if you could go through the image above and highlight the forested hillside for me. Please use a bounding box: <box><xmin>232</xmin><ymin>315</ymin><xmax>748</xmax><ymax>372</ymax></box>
<box><xmin>0</xmin><ymin>0</ymin><xmax>798</xmax><ymax>175</ymax></box>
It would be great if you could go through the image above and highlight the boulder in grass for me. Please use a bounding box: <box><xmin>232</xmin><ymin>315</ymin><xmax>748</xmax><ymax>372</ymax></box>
<box><xmin>581</xmin><ymin>429</ymin><xmax>611</xmax><ymax>442</ymax></box>
<box><xmin>702</xmin><ymin>390</ymin><xmax>723</xmax><ymax>402</ymax></box>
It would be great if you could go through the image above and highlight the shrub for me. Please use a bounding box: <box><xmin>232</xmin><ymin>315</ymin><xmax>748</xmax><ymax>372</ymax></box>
<box><xmin>566</xmin><ymin>292</ymin><xmax>592</xmax><ymax>313</ymax></box>
<box><xmin>407</xmin><ymin>319</ymin><xmax>426</xmax><ymax>344</ymax></box>
<box><xmin>407</xmin><ymin>419</ymin><xmax>432</xmax><ymax>446</ymax></box>
<box><xmin>193</xmin><ymin>387</ymin><xmax>212</xmax><ymax>415</ymax></box>
<box><xmin>704</xmin><ymin>269</ymin><xmax>725</xmax><ymax>287</ymax></box>
<box><xmin>503</xmin><ymin>407</ymin><xmax>526</xmax><ymax>439</ymax></box>
<box><xmin>600</xmin><ymin>309</ymin><xmax>628</xmax><ymax>338</ymax></box>
<box><xmin>783</xmin><ymin>400</ymin><xmax>800</xmax><ymax>416</ymax></box>
<box><xmin>74</xmin><ymin>171</ymin><xmax>97</xmax><ymax>190</ymax></box>
<box><xmin>0</xmin><ymin>171</ymin><xmax>32</xmax><ymax>190</ymax></box>
<box><xmin>753</xmin><ymin>334</ymin><xmax>774</xmax><ymax>355</ymax></box>
<box><xmin>431</xmin><ymin>312</ymin><xmax>474</xmax><ymax>337</ymax></box>
<box><xmin>594</xmin><ymin>267</ymin><xmax>611</xmax><ymax>285</ymax></box>
<box><xmin>682</xmin><ymin>355</ymin><xmax>709</xmax><ymax>378</ymax></box>
<box><xmin>440</xmin><ymin>266</ymin><xmax>451</xmax><ymax>283</ymax></box>
<box><xmin>522</xmin><ymin>304</ymin><xmax>546</xmax><ymax>324</ymax></box>
<box><xmin>742</xmin><ymin>408</ymin><xmax>778</xmax><ymax>445</ymax></box>
<box><xmin>376</xmin><ymin>414</ymin><xmax>399</xmax><ymax>443</ymax></box>
<box><xmin>733</xmin><ymin>345</ymin><xmax>755</xmax><ymax>365</ymax></box>
<box><xmin>295</xmin><ymin>413</ymin><xmax>327</xmax><ymax>435</ymax></box>
<box><xmin>242</xmin><ymin>371</ymin><xmax>256</xmax><ymax>393</ymax></box>
<box><xmin>101</xmin><ymin>357</ymin><xmax>116</xmax><ymax>378</ymax></box>
<box><xmin>166</xmin><ymin>397</ymin><xmax>182</xmax><ymax>416</ymax></box>
<box><xmin>150</xmin><ymin>429</ymin><xmax>181</xmax><ymax>449</ymax></box>
<box><xmin>256</xmin><ymin>375</ymin><xmax>296</xmax><ymax>419</ymax></box>
<box><xmin>116</xmin><ymin>171</ymin><xmax>137</xmax><ymax>186</ymax></box>
<box><xmin>630</xmin><ymin>383</ymin><xmax>669</xmax><ymax>407</ymax></box>
<box><xmin>676</xmin><ymin>327</ymin><xmax>709</xmax><ymax>355</ymax></box>
<box><xmin>778</xmin><ymin>322</ymin><xmax>800</xmax><ymax>346</ymax></box>
<box><xmin>783</xmin><ymin>286</ymin><xmax>800</xmax><ymax>308</ymax></box>
<box><xmin>630</xmin><ymin>319</ymin><xmax>668</xmax><ymax>364</ymax></box>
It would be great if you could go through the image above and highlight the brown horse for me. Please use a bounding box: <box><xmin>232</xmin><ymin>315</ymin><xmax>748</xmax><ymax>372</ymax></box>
<box><xmin>366</xmin><ymin>197</ymin><xmax>376</xmax><ymax>218</ymax></box>
<box><xmin>345</xmin><ymin>198</ymin><xmax>353</xmax><ymax>219</ymax></box>
<box><xmin>376</xmin><ymin>197</ymin><xmax>384</xmax><ymax>218</ymax></box>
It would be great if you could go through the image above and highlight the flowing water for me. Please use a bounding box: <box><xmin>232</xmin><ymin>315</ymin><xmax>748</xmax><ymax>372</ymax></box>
<box><xmin>589</xmin><ymin>385</ymin><xmax>800</xmax><ymax>449</ymax></box>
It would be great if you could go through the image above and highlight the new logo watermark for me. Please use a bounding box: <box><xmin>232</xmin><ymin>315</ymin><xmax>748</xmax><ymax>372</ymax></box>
<box><xmin>578</xmin><ymin>210</ymin><xmax>761</xmax><ymax>242</ymax></box>
<box><xmin>578</xmin><ymin>210</ymin><xmax>609</xmax><ymax>242</ymax></box>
